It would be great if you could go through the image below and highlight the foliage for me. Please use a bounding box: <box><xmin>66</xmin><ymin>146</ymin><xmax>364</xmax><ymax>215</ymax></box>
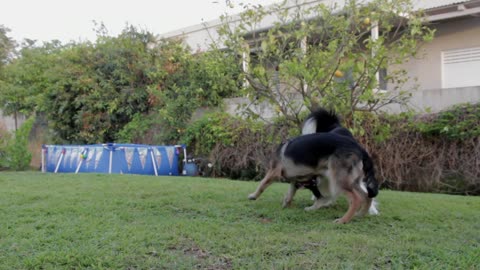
<box><xmin>0</xmin><ymin>125</ymin><xmax>11</xmax><ymax>169</ymax></box>
<box><xmin>1</xmin><ymin>26</ymin><xmax>241</xmax><ymax>145</ymax></box>
<box><xmin>0</xmin><ymin>41</ymin><xmax>61</xmax><ymax>118</ymax></box>
<box><xmin>0</xmin><ymin>172</ymin><xmax>479</xmax><ymax>269</ymax></box>
<box><xmin>347</xmin><ymin>105</ymin><xmax>480</xmax><ymax>195</ymax></box>
<box><xmin>115</xmin><ymin>113</ymin><xmax>158</xmax><ymax>143</ymax></box>
<box><xmin>0</xmin><ymin>117</ymin><xmax>34</xmax><ymax>170</ymax></box>
<box><xmin>180</xmin><ymin>112</ymin><xmax>239</xmax><ymax>156</ymax></box>
<box><xmin>43</xmin><ymin>28</ymin><xmax>156</xmax><ymax>144</ymax></box>
<box><xmin>0</xmin><ymin>25</ymin><xmax>21</xmax><ymax>128</ymax></box>
<box><xmin>216</xmin><ymin>0</ymin><xmax>434</xmax><ymax>128</ymax></box>
<box><xmin>0</xmin><ymin>25</ymin><xmax>16</xmax><ymax>68</ymax></box>
<box><xmin>416</xmin><ymin>103</ymin><xmax>480</xmax><ymax>140</ymax></box>
<box><xmin>180</xmin><ymin>112</ymin><xmax>291</xmax><ymax>179</ymax></box>
<box><xmin>348</xmin><ymin>110</ymin><xmax>415</xmax><ymax>143</ymax></box>
<box><xmin>181</xmin><ymin>104</ymin><xmax>479</xmax><ymax>193</ymax></box>
<box><xmin>151</xmin><ymin>41</ymin><xmax>242</xmax><ymax>144</ymax></box>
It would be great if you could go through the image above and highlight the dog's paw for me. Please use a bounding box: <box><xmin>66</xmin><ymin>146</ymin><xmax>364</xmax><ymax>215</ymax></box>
<box><xmin>368</xmin><ymin>207</ymin><xmax>379</xmax><ymax>216</ymax></box>
<box><xmin>304</xmin><ymin>204</ymin><xmax>321</xmax><ymax>211</ymax></box>
<box><xmin>334</xmin><ymin>218</ymin><xmax>348</xmax><ymax>224</ymax></box>
<box><xmin>247</xmin><ymin>194</ymin><xmax>257</xmax><ymax>200</ymax></box>
<box><xmin>282</xmin><ymin>196</ymin><xmax>293</xmax><ymax>208</ymax></box>
<box><xmin>368</xmin><ymin>201</ymin><xmax>380</xmax><ymax>215</ymax></box>
<box><xmin>305</xmin><ymin>199</ymin><xmax>332</xmax><ymax>211</ymax></box>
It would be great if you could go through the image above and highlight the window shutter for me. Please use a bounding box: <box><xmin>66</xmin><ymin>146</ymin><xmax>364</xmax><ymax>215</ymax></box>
<box><xmin>442</xmin><ymin>47</ymin><xmax>480</xmax><ymax>88</ymax></box>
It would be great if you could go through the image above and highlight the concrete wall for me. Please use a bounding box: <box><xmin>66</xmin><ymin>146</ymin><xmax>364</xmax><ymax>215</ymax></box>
<box><xmin>223</xmin><ymin>86</ymin><xmax>480</xmax><ymax>120</ymax></box>
<box><xmin>223</xmin><ymin>97</ymin><xmax>278</xmax><ymax>120</ymax></box>
<box><xmin>411</xmin><ymin>86</ymin><xmax>480</xmax><ymax>112</ymax></box>
<box><xmin>384</xmin><ymin>86</ymin><xmax>480</xmax><ymax>113</ymax></box>
<box><xmin>0</xmin><ymin>109</ymin><xmax>25</xmax><ymax>132</ymax></box>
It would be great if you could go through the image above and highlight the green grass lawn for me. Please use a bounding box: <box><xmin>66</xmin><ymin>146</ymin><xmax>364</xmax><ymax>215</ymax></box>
<box><xmin>0</xmin><ymin>172</ymin><xmax>479</xmax><ymax>269</ymax></box>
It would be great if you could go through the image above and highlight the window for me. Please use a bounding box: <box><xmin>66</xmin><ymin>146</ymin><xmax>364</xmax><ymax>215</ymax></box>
<box><xmin>442</xmin><ymin>46</ymin><xmax>480</xmax><ymax>88</ymax></box>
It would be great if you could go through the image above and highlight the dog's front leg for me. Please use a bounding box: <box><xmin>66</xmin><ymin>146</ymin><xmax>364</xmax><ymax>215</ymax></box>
<box><xmin>282</xmin><ymin>183</ymin><xmax>297</xmax><ymax>208</ymax></box>
<box><xmin>305</xmin><ymin>197</ymin><xmax>333</xmax><ymax>211</ymax></box>
<box><xmin>248</xmin><ymin>168</ymin><xmax>279</xmax><ymax>200</ymax></box>
<box><xmin>305</xmin><ymin>176</ymin><xmax>333</xmax><ymax>211</ymax></box>
<box><xmin>357</xmin><ymin>197</ymin><xmax>380</xmax><ymax>216</ymax></box>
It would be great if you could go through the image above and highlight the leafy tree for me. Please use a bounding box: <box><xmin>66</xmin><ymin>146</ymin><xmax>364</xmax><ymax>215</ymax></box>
<box><xmin>140</xmin><ymin>39</ymin><xmax>241</xmax><ymax>144</ymax></box>
<box><xmin>216</xmin><ymin>0</ymin><xmax>434</xmax><ymax>128</ymax></box>
<box><xmin>1</xmin><ymin>25</ymin><xmax>240</xmax><ymax>144</ymax></box>
<box><xmin>0</xmin><ymin>25</ymin><xmax>16</xmax><ymax>68</ymax></box>
<box><xmin>0</xmin><ymin>26</ymin><xmax>20</xmax><ymax>129</ymax></box>
<box><xmin>43</xmin><ymin>27</ymin><xmax>157</xmax><ymax>143</ymax></box>
<box><xmin>0</xmin><ymin>116</ymin><xmax>34</xmax><ymax>170</ymax></box>
<box><xmin>0</xmin><ymin>40</ymin><xmax>62</xmax><ymax>117</ymax></box>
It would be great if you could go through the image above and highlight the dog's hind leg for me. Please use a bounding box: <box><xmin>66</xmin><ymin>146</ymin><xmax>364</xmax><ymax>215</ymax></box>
<box><xmin>248</xmin><ymin>165</ymin><xmax>281</xmax><ymax>200</ymax></box>
<box><xmin>335</xmin><ymin>189</ymin><xmax>363</xmax><ymax>224</ymax></box>
<box><xmin>357</xmin><ymin>180</ymin><xmax>380</xmax><ymax>216</ymax></box>
<box><xmin>356</xmin><ymin>197</ymin><xmax>372</xmax><ymax>217</ymax></box>
<box><xmin>329</xmin><ymin>155</ymin><xmax>364</xmax><ymax>223</ymax></box>
<box><xmin>282</xmin><ymin>183</ymin><xmax>297</xmax><ymax>208</ymax></box>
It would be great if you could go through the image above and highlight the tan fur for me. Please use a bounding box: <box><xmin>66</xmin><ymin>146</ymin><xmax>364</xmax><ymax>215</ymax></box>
<box><xmin>282</xmin><ymin>183</ymin><xmax>298</xmax><ymax>208</ymax></box>
<box><xmin>248</xmin><ymin>160</ymin><xmax>283</xmax><ymax>200</ymax></box>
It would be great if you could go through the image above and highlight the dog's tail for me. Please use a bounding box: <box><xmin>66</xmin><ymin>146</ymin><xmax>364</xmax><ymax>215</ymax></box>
<box><xmin>362</xmin><ymin>152</ymin><xmax>379</xmax><ymax>198</ymax></box>
<box><xmin>302</xmin><ymin>108</ymin><xmax>340</xmax><ymax>135</ymax></box>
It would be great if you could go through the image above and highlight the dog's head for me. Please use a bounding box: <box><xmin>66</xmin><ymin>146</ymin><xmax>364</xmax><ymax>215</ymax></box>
<box><xmin>365</xmin><ymin>174</ymin><xmax>379</xmax><ymax>198</ymax></box>
<box><xmin>361</xmin><ymin>151</ymin><xmax>379</xmax><ymax>198</ymax></box>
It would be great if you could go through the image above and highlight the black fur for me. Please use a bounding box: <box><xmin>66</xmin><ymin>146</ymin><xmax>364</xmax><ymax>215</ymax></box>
<box><xmin>306</xmin><ymin>109</ymin><xmax>342</xmax><ymax>133</ymax></box>
<box><xmin>295</xmin><ymin>178</ymin><xmax>322</xmax><ymax>198</ymax></box>
<box><xmin>303</xmin><ymin>109</ymin><xmax>379</xmax><ymax>198</ymax></box>
<box><xmin>284</xmin><ymin>133</ymin><xmax>363</xmax><ymax>167</ymax></box>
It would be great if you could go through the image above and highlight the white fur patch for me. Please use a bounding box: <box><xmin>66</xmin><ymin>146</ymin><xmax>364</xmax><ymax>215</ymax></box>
<box><xmin>302</xmin><ymin>118</ymin><xmax>317</xmax><ymax>135</ymax></box>
<box><xmin>368</xmin><ymin>199</ymin><xmax>380</xmax><ymax>215</ymax></box>
<box><xmin>359</xmin><ymin>181</ymin><xmax>368</xmax><ymax>194</ymax></box>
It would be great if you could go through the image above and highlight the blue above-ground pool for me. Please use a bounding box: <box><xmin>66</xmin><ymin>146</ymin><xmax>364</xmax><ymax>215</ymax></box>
<box><xmin>41</xmin><ymin>143</ymin><xmax>187</xmax><ymax>176</ymax></box>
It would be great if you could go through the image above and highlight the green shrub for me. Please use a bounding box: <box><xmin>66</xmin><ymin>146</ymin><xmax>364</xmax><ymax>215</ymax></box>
<box><xmin>180</xmin><ymin>112</ymin><xmax>245</xmax><ymax>156</ymax></box>
<box><xmin>116</xmin><ymin>113</ymin><xmax>158</xmax><ymax>143</ymax></box>
<box><xmin>180</xmin><ymin>105</ymin><xmax>479</xmax><ymax>194</ymax></box>
<box><xmin>355</xmin><ymin>106</ymin><xmax>480</xmax><ymax>195</ymax></box>
<box><xmin>0</xmin><ymin>117</ymin><xmax>34</xmax><ymax>170</ymax></box>
<box><xmin>179</xmin><ymin>112</ymin><xmax>292</xmax><ymax>180</ymax></box>
<box><xmin>416</xmin><ymin>103</ymin><xmax>480</xmax><ymax>140</ymax></box>
<box><xmin>0</xmin><ymin>126</ymin><xmax>12</xmax><ymax>170</ymax></box>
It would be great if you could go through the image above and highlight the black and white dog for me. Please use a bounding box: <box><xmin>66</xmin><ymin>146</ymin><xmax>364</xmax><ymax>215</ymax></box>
<box><xmin>248</xmin><ymin>132</ymin><xmax>378</xmax><ymax>223</ymax></box>
<box><xmin>248</xmin><ymin>109</ymin><xmax>379</xmax><ymax>223</ymax></box>
<box><xmin>301</xmin><ymin>109</ymin><xmax>379</xmax><ymax>215</ymax></box>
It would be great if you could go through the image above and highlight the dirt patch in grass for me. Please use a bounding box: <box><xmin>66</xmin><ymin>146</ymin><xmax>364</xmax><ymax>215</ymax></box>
<box><xmin>169</xmin><ymin>238</ymin><xmax>233</xmax><ymax>270</ymax></box>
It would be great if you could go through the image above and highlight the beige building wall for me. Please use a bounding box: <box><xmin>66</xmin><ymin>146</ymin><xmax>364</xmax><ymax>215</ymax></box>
<box><xmin>400</xmin><ymin>16</ymin><xmax>480</xmax><ymax>91</ymax></box>
<box><xmin>386</xmin><ymin>16</ymin><xmax>480</xmax><ymax>112</ymax></box>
